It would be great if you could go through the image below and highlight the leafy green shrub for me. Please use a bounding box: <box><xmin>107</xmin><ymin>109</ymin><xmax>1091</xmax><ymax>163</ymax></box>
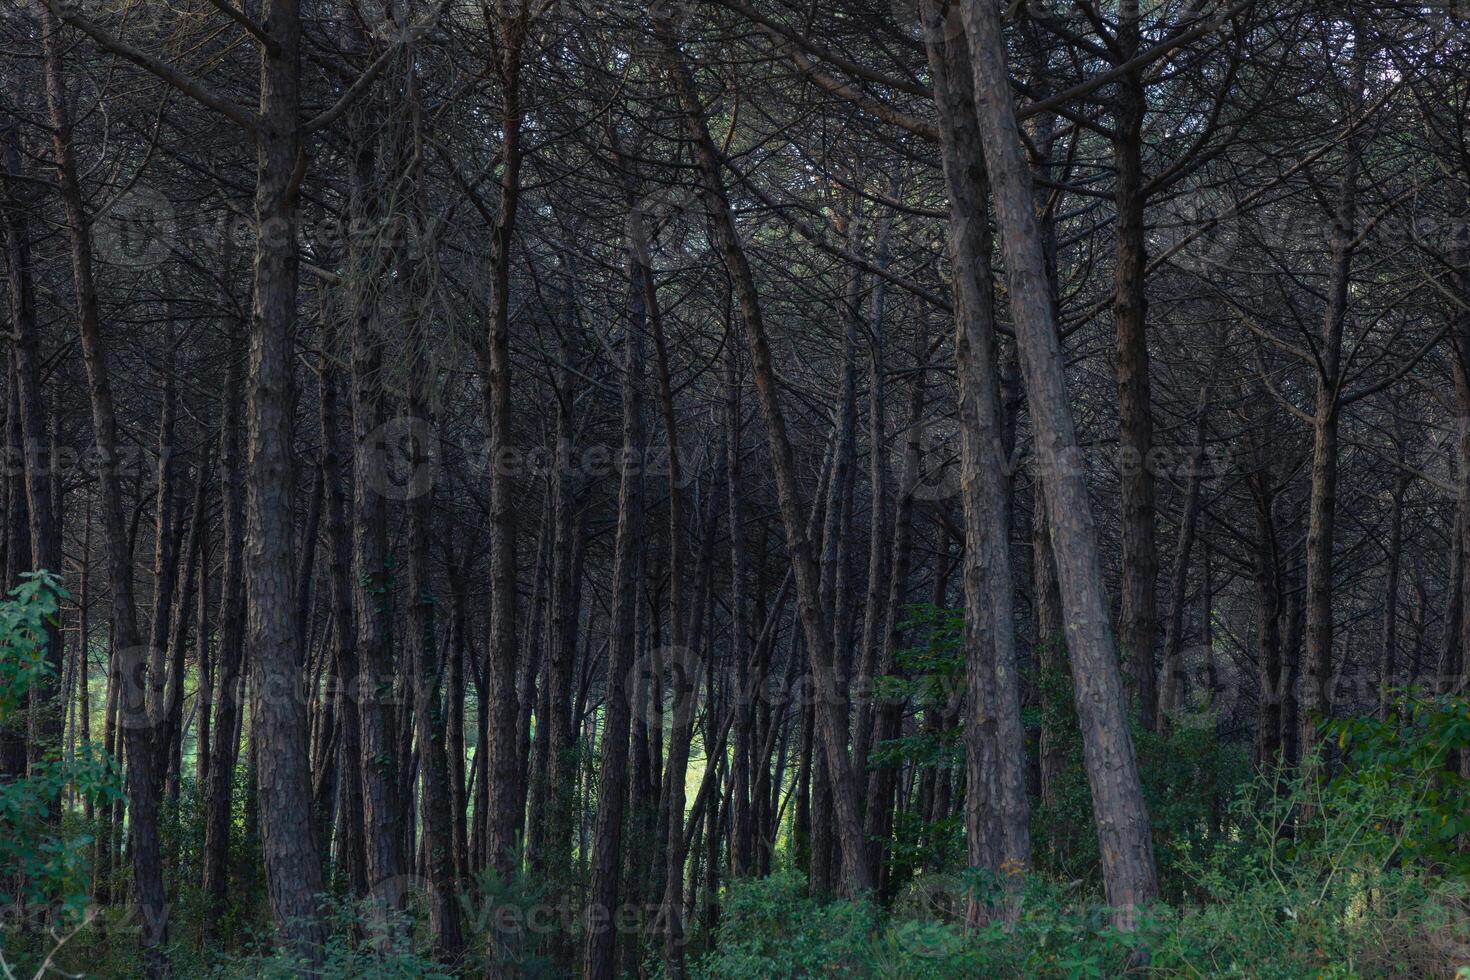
<box><xmin>1031</xmin><ymin>644</ymin><xmax>1250</xmax><ymax>900</ymax></box>
<box><xmin>0</xmin><ymin>572</ymin><xmax>121</xmax><ymax>976</ymax></box>
<box><xmin>1323</xmin><ymin>696</ymin><xmax>1470</xmax><ymax>874</ymax></box>
<box><xmin>698</xmin><ymin>742</ymin><xmax>1470</xmax><ymax>979</ymax></box>
<box><xmin>692</xmin><ymin>871</ymin><xmax>877</xmax><ymax>978</ymax></box>
<box><xmin>205</xmin><ymin>894</ymin><xmax>451</xmax><ymax>979</ymax></box>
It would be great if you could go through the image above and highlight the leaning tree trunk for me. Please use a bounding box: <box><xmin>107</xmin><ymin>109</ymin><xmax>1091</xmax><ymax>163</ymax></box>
<box><xmin>653</xmin><ymin>9</ymin><xmax>874</xmax><ymax>896</ymax></box>
<box><xmin>959</xmin><ymin>0</ymin><xmax>1158</xmax><ymax>925</ymax></box>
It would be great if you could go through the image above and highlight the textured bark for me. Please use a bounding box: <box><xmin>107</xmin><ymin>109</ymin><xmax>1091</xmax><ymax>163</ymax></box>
<box><xmin>1033</xmin><ymin>472</ymin><xmax>1067</xmax><ymax>805</ymax></box>
<box><xmin>960</xmin><ymin>0</ymin><xmax>1158</xmax><ymax>923</ymax></box>
<box><xmin>921</xmin><ymin>0</ymin><xmax>1031</xmax><ymax>916</ymax></box>
<box><xmin>37</xmin><ymin>6</ymin><xmax>168</xmax><ymax>966</ymax></box>
<box><xmin>244</xmin><ymin>0</ymin><xmax>327</xmax><ymax>956</ymax></box>
<box><xmin>1112</xmin><ymin>4</ymin><xmax>1160</xmax><ymax>733</ymax></box>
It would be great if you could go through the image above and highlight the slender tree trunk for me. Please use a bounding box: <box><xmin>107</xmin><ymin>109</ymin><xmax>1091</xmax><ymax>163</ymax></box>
<box><xmin>318</xmin><ymin>311</ymin><xmax>366</xmax><ymax>896</ymax></box>
<box><xmin>37</xmin><ymin>7</ymin><xmax>168</xmax><ymax>965</ymax></box>
<box><xmin>863</xmin><ymin>324</ymin><xmax>924</xmax><ymax>889</ymax></box>
<box><xmin>1249</xmin><ymin>457</ymin><xmax>1284</xmax><ymax>767</ymax></box>
<box><xmin>540</xmin><ymin>277</ymin><xmax>582</xmax><ymax>885</ymax></box>
<box><xmin>1379</xmin><ymin>474</ymin><xmax>1407</xmax><ymax>719</ymax></box>
<box><xmin>204</xmin><ymin>316</ymin><xmax>247</xmax><ymax>933</ymax></box>
<box><xmin>445</xmin><ymin>547</ymin><xmax>470</xmax><ymax>885</ymax></box>
<box><xmin>1301</xmin><ymin>28</ymin><xmax>1365</xmax><ymax>765</ymax></box>
<box><xmin>580</xmin><ymin>237</ymin><xmax>647</xmax><ymax>980</ymax></box>
<box><xmin>481</xmin><ymin>18</ymin><xmax>528</xmax><ymax>887</ymax></box>
<box><xmin>0</xmin><ymin>111</ymin><xmax>63</xmax><ymax>775</ymax></box>
<box><xmin>348</xmin><ymin>100</ymin><xmax>404</xmax><ymax>925</ymax></box>
<box><xmin>405</xmin><ymin>359</ymin><xmax>463</xmax><ymax>960</ymax></box>
<box><xmin>654</xmin><ymin>11</ymin><xmax>874</xmax><ymax>895</ymax></box>
<box><xmin>1112</xmin><ymin>4</ymin><xmax>1160</xmax><ymax>732</ymax></box>
<box><xmin>1158</xmin><ymin>389</ymin><xmax>1211</xmax><ymax>726</ymax></box>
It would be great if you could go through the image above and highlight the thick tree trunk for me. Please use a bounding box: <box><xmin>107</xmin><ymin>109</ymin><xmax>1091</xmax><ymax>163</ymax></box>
<box><xmin>959</xmin><ymin>0</ymin><xmax>1158</xmax><ymax>924</ymax></box>
<box><xmin>245</xmin><ymin>0</ymin><xmax>327</xmax><ymax>957</ymax></box>
<box><xmin>921</xmin><ymin>0</ymin><xmax>1031</xmax><ymax>917</ymax></box>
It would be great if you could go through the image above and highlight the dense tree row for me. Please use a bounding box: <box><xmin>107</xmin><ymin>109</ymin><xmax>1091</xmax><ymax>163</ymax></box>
<box><xmin>0</xmin><ymin>0</ymin><xmax>1467</xmax><ymax>975</ymax></box>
